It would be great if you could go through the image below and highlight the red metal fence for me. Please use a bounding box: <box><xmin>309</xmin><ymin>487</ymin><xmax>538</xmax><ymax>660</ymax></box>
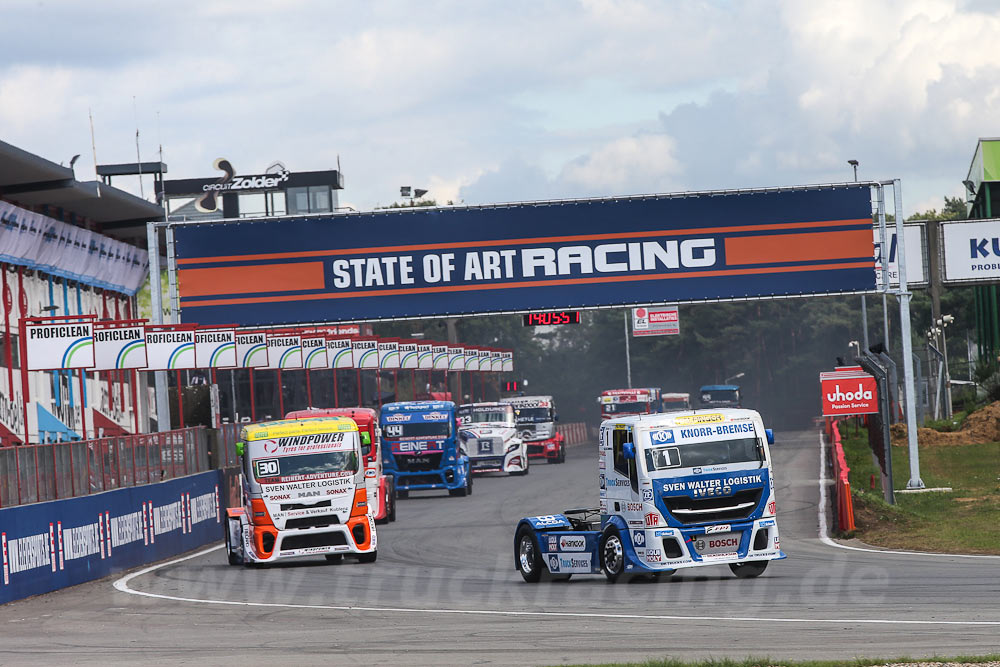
<box><xmin>0</xmin><ymin>427</ymin><xmax>209</xmax><ymax>508</ymax></box>
<box><xmin>825</xmin><ymin>417</ymin><xmax>856</xmax><ymax>532</ymax></box>
<box><xmin>557</xmin><ymin>422</ymin><xmax>591</xmax><ymax>446</ymax></box>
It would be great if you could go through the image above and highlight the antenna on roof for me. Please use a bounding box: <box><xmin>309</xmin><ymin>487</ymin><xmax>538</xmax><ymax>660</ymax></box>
<box><xmin>89</xmin><ymin>108</ymin><xmax>100</xmax><ymax>197</ymax></box>
<box><xmin>133</xmin><ymin>96</ymin><xmax>144</xmax><ymax>198</ymax></box>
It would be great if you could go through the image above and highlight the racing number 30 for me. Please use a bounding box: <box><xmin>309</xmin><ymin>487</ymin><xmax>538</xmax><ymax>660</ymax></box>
<box><xmin>254</xmin><ymin>459</ymin><xmax>280</xmax><ymax>478</ymax></box>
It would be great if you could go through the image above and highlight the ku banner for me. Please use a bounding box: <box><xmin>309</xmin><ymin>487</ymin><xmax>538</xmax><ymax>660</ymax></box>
<box><xmin>93</xmin><ymin>324</ymin><xmax>147</xmax><ymax>371</ymax></box>
<box><xmin>327</xmin><ymin>338</ymin><xmax>354</xmax><ymax>369</ymax></box>
<box><xmin>172</xmin><ymin>185</ymin><xmax>877</xmax><ymax>325</ymax></box>
<box><xmin>235</xmin><ymin>331</ymin><xmax>269</xmax><ymax>368</ymax></box>
<box><xmin>417</xmin><ymin>343</ymin><xmax>434</xmax><ymax>369</ymax></box>
<box><xmin>145</xmin><ymin>326</ymin><xmax>196</xmax><ymax>370</ymax></box>
<box><xmin>301</xmin><ymin>336</ymin><xmax>328</xmax><ymax>369</ymax></box>
<box><xmin>874</xmin><ymin>225</ymin><xmax>926</xmax><ymax>287</ymax></box>
<box><xmin>194</xmin><ymin>329</ymin><xmax>236</xmax><ymax>368</ymax></box>
<box><xmin>24</xmin><ymin>320</ymin><xmax>95</xmax><ymax>371</ymax></box>
<box><xmin>399</xmin><ymin>341</ymin><xmax>419</xmax><ymax>369</ymax></box>
<box><xmin>941</xmin><ymin>219</ymin><xmax>1000</xmax><ymax>284</ymax></box>
<box><xmin>266</xmin><ymin>334</ymin><xmax>302</xmax><ymax>370</ymax></box>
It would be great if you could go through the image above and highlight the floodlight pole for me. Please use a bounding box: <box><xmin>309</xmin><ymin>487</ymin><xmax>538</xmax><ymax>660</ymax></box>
<box><xmin>146</xmin><ymin>221</ymin><xmax>172</xmax><ymax>432</ymax></box>
<box><xmin>888</xmin><ymin>179</ymin><xmax>923</xmax><ymax>489</ymax></box>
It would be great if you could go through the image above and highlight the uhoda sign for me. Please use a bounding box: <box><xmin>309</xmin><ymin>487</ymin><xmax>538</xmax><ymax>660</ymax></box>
<box><xmin>173</xmin><ymin>185</ymin><xmax>876</xmax><ymax>325</ymax></box>
<box><xmin>820</xmin><ymin>370</ymin><xmax>878</xmax><ymax>417</ymax></box>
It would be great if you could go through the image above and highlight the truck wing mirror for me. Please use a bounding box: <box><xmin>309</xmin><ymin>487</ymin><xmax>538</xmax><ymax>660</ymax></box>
<box><xmin>765</xmin><ymin>429</ymin><xmax>774</xmax><ymax>445</ymax></box>
<box><xmin>359</xmin><ymin>431</ymin><xmax>371</xmax><ymax>446</ymax></box>
<box><xmin>235</xmin><ymin>441</ymin><xmax>244</xmax><ymax>457</ymax></box>
<box><xmin>623</xmin><ymin>441</ymin><xmax>636</xmax><ymax>460</ymax></box>
<box><xmin>554</xmin><ymin>413</ymin><xmax>560</xmax><ymax>421</ymax></box>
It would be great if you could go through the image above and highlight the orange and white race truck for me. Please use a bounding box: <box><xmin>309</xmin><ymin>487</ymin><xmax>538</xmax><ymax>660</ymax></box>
<box><xmin>598</xmin><ymin>388</ymin><xmax>662</xmax><ymax>420</ymax></box>
<box><xmin>285</xmin><ymin>407</ymin><xmax>396</xmax><ymax>524</ymax></box>
<box><xmin>225</xmin><ymin>416</ymin><xmax>377</xmax><ymax>566</ymax></box>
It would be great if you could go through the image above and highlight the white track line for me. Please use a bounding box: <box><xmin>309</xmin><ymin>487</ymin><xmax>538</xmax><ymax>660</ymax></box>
<box><xmin>113</xmin><ymin>543</ymin><xmax>1000</xmax><ymax>626</ymax></box>
<box><xmin>817</xmin><ymin>431</ymin><xmax>1000</xmax><ymax>559</ymax></box>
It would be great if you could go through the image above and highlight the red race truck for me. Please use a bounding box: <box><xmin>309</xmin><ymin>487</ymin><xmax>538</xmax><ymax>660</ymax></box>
<box><xmin>286</xmin><ymin>407</ymin><xmax>397</xmax><ymax>524</ymax></box>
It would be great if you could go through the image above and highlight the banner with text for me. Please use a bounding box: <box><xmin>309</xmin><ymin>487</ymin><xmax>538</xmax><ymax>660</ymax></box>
<box><xmin>173</xmin><ymin>186</ymin><xmax>876</xmax><ymax>325</ymax></box>
<box><xmin>93</xmin><ymin>324</ymin><xmax>147</xmax><ymax>371</ymax></box>
<box><xmin>24</xmin><ymin>321</ymin><xmax>95</xmax><ymax>371</ymax></box>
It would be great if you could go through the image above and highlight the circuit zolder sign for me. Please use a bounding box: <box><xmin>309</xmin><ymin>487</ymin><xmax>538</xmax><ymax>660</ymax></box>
<box><xmin>173</xmin><ymin>185</ymin><xmax>876</xmax><ymax>326</ymax></box>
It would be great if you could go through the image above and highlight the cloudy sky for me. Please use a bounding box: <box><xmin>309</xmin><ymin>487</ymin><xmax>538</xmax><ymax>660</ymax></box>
<box><xmin>2</xmin><ymin>0</ymin><xmax>998</xmax><ymax>215</ymax></box>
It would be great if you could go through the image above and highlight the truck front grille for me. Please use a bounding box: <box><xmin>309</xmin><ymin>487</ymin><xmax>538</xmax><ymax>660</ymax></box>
<box><xmin>662</xmin><ymin>488</ymin><xmax>763</xmax><ymax>525</ymax></box>
<box><xmin>281</xmin><ymin>531</ymin><xmax>348</xmax><ymax>550</ymax></box>
<box><xmin>395</xmin><ymin>453</ymin><xmax>443</xmax><ymax>472</ymax></box>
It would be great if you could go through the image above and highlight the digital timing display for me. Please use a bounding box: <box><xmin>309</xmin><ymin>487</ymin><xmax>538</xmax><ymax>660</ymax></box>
<box><xmin>521</xmin><ymin>310</ymin><xmax>581</xmax><ymax>326</ymax></box>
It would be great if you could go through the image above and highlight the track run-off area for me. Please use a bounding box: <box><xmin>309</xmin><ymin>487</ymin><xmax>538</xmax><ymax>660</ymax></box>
<box><xmin>2</xmin><ymin>430</ymin><xmax>999</xmax><ymax>666</ymax></box>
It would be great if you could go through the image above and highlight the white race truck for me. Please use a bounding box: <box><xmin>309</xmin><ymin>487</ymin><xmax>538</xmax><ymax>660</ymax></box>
<box><xmin>458</xmin><ymin>402</ymin><xmax>529</xmax><ymax>475</ymax></box>
<box><xmin>500</xmin><ymin>395</ymin><xmax>566</xmax><ymax>464</ymax></box>
<box><xmin>225</xmin><ymin>416</ymin><xmax>377</xmax><ymax>566</ymax></box>
<box><xmin>514</xmin><ymin>409</ymin><xmax>784</xmax><ymax>582</ymax></box>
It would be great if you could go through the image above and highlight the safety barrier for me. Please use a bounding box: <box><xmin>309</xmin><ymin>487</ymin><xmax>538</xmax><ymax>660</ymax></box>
<box><xmin>0</xmin><ymin>428</ymin><xmax>209</xmax><ymax>509</ymax></box>
<box><xmin>557</xmin><ymin>422</ymin><xmax>590</xmax><ymax>446</ymax></box>
<box><xmin>0</xmin><ymin>469</ymin><xmax>222</xmax><ymax>605</ymax></box>
<box><xmin>827</xmin><ymin>418</ymin><xmax>856</xmax><ymax>532</ymax></box>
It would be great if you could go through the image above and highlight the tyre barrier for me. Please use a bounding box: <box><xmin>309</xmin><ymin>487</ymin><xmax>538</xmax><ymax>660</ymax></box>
<box><xmin>556</xmin><ymin>422</ymin><xmax>590</xmax><ymax>447</ymax></box>
<box><xmin>0</xmin><ymin>470</ymin><xmax>223</xmax><ymax>605</ymax></box>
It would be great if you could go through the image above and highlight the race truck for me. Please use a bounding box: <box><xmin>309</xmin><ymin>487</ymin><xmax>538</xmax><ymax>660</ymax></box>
<box><xmin>285</xmin><ymin>407</ymin><xmax>396</xmax><ymax>524</ymax></box>
<box><xmin>225</xmin><ymin>416</ymin><xmax>377</xmax><ymax>566</ymax></box>
<box><xmin>513</xmin><ymin>409</ymin><xmax>784</xmax><ymax>582</ymax></box>
<box><xmin>598</xmin><ymin>387</ymin><xmax>661</xmax><ymax>420</ymax></box>
<box><xmin>661</xmin><ymin>392</ymin><xmax>691</xmax><ymax>412</ymax></box>
<box><xmin>380</xmin><ymin>400</ymin><xmax>473</xmax><ymax>498</ymax></box>
<box><xmin>500</xmin><ymin>395</ymin><xmax>565</xmax><ymax>464</ymax></box>
<box><xmin>700</xmin><ymin>384</ymin><xmax>741</xmax><ymax>408</ymax></box>
<box><xmin>458</xmin><ymin>402</ymin><xmax>529</xmax><ymax>475</ymax></box>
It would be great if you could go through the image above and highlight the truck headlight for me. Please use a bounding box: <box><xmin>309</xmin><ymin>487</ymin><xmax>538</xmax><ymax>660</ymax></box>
<box><xmin>506</xmin><ymin>442</ymin><xmax>520</xmax><ymax>453</ymax></box>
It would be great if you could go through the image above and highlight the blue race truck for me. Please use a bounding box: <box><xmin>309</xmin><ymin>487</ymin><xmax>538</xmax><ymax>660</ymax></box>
<box><xmin>514</xmin><ymin>409</ymin><xmax>785</xmax><ymax>582</ymax></box>
<box><xmin>380</xmin><ymin>400</ymin><xmax>472</xmax><ymax>498</ymax></box>
<box><xmin>699</xmin><ymin>384</ymin><xmax>741</xmax><ymax>408</ymax></box>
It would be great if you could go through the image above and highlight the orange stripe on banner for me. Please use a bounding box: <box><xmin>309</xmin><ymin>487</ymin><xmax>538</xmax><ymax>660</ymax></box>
<box><xmin>180</xmin><ymin>261</ymin><xmax>873</xmax><ymax>308</ymax></box>
<box><xmin>177</xmin><ymin>218</ymin><xmax>872</xmax><ymax>265</ymax></box>
<box><xmin>179</xmin><ymin>262</ymin><xmax>326</xmax><ymax>297</ymax></box>
<box><xmin>725</xmin><ymin>229</ymin><xmax>872</xmax><ymax>265</ymax></box>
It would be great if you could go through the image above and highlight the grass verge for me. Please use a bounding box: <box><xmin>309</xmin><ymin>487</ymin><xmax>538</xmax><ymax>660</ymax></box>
<box><xmin>557</xmin><ymin>654</ymin><xmax>1000</xmax><ymax>666</ymax></box>
<box><xmin>836</xmin><ymin>420</ymin><xmax>1000</xmax><ymax>554</ymax></box>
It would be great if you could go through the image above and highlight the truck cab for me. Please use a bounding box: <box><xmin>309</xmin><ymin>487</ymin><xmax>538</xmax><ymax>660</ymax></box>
<box><xmin>500</xmin><ymin>395</ymin><xmax>565</xmax><ymax>464</ymax></box>
<box><xmin>458</xmin><ymin>402</ymin><xmax>529</xmax><ymax>475</ymax></box>
<box><xmin>700</xmin><ymin>384</ymin><xmax>741</xmax><ymax>408</ymax></box>
<box><xmin>380</xmin><ymin>401</ymin><xmax>472</xmax><ymax>498</ymax></box>
<box><xmin>285</xmin><ymin>407</ymin><xmax>396</xmax><ymax>524</ymax></box>
<box><xmin>225</xmin><ymin>416</ymin><xmax>377</xmax><ymax>566</ymax></box>
<box><xmin>661</xmin><ymin>392</ymin><xmax>691</xmax><ymax>412</ymax></box>
<box><xmin>598</xmin><ymin>388</ymin><xmax>661</xmax><ymax>420</ymax></box>
<box><xmin>514</xmin><ymin>409</ymin><xmax>784</xmax><ymax>582</ymax></box>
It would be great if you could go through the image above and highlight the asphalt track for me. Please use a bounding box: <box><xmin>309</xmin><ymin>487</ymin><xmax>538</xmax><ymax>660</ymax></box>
<box><xmin>2</xmin><ymin>429</ymin><xmax>999</xmax><ymax>665</ymax></box>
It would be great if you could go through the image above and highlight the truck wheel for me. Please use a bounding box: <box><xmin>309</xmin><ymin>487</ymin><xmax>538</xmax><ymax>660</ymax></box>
<box><xmin>397</xmin><ymin>487</ymin><xmax>409</xmax><ymax>500</ymax></box>
<box><xmin>729</xmin><ymin>561</ymin><xmax>768</xmax><ymax>578</ymax></box>
<box><xmin>358</xmin><ymin>550</ymin><xmax>377</xmax><ymax>564</ymax></box>
<box><xmin>556</xmin><ymin>446</ymin><xmax>566</xmax><ymax>464</ymax></box>
<box><xmin>225</xmin><ymin>517</ymin><xmax>243</xmax><ymax>566</ymax></box>
<box><xmin>600</xmin><ymin>527</ymin><xmax>626</xmax><ymax>583</ymax></box>
<box><xmin>386</xmin><ymin>478</ymin><xmax>397</xmax><ymax>522</ymax></box>
<box><xmin>515</xmin><ymin>526</ymin><xmax>542</xmax><ymax>583</ymax></box>
<box><xmin>325</xmin><ymin>554</ymin><xmax>343</xmax><ymax>564</ymax></box>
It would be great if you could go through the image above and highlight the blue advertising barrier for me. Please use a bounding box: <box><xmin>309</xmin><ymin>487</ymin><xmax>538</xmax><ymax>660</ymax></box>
<box><xmin>173</xmin><ymin>185</ymin><xmax>876</xmax><ymax>326</ymax></box>
<box><xmin>1</xmin><ymin>470</ymin><xmax>222</xmax><ymax>605</ymax></box>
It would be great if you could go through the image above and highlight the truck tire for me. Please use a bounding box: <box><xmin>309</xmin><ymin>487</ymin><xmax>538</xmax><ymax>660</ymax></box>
<box><xmin>225</xmin><ymin>517</ymin><xmax>243</xmax><ymax>566</ymax></box>
<box><xmin>386</xmin><ymin>477</ymin><xmax>397</xmax><ymax>522</ymax></box>
<box><xmin>600</xmin><ymin>527</ymin><xmax>626</xmax><ymax>583</ymax></box>
<box><xmin>729</xmin><ymin>561</ymin><xmax>768</xmax><ymax>578</ymax></box>
<box><xmin>556</xmin><ymin>445</ymin><xmax>566</xmax><ymax>464</ymax></box>
<box><xmin>515</xmin><ymin>525</ymin><xmax>542</xmax><ymax>583</ymax></box>
<box><xmin>397</xmin><ymin>487</ymin><xmax>409</xmax><ymax>500</ymax></box>
<box><xmin>358</xmin><ymin>550</ymin><xmax>378</xmax><ymax>564</ymax></box>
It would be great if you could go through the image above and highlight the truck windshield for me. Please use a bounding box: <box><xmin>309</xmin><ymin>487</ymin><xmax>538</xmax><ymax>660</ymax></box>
<box><xmin>382</xmin><ymin>422</ymin><xmax>452</xmax><ymax>439</ymax></box>
<box><xmin>514</xmin><ymin>407</ymin><xmax>552</xmax><ymax>423</ymax></box>
<box><xmin>644</xmin><ymin>437</ymin><xmax>761</xmax><ymax>471</ymax></box>
<box><xmin>458</xmin><ymin>407</ymin><xmax>511</xmax><ymax>423</ymax></box>
<box><xmin>662</xmin><ymin>400</ymin><xmax>689</xmax><ymax>412</ymax></box>
<box><xmin>702</xmin><ymin>389</ymin><xmax>739</xmax><ymax>404</ymax></box>
<box><xmin>604</xmin><ymin>401</ymin><xmax>649</xmax><ymax>414</ymax></box>
<box><xmin>253</xmin><ymin>451</ymin><xmax>358</xmax><ymax>481</ymax></box>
